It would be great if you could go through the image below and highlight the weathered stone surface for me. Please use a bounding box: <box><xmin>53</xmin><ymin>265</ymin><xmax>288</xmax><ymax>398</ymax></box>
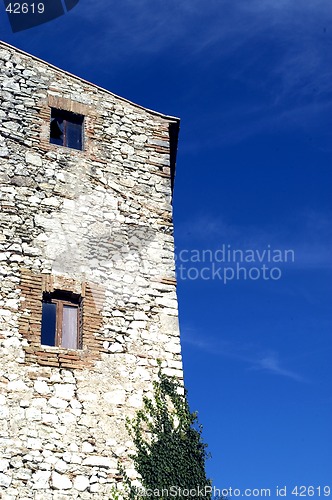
<box><xmin>7</xmin><ymin>380</ymin><xmax>28</xmax><ymax>392</ymax></box>
<box><xmin>82</xmin><ymin>456</ymin><xmax>115</xmax><ymax>468</ymax></box>
<box><xmin>0</xmin><ymin>473</ymin><xmax>12</xmax><ymax>488</ymax></box>
<box><xmin>48</xmin><ymin>397</ymin><xmax>69</xmax><ymax>409</ymax></box>
<box><xmin>82</xmin><ymin>441</ymin><xmax>94</xmax><ymax>453</ymax></box>
<box><xmin>25</xmin><ymin>152</ymin><xmax>42</xmax><ymax>166</ymax></box>
<box><xmin>0</xmin><ymin>40</ymin><xmax>182</xmax><ymax>498</ymax></box>
<box><xmin>34</xmin><ymin>380</ymin><xmax>50</xmax><ymax>395</ymax></box>
<box><xmin>32</xmin><ymin>470</ymin><xmax>51</xmax><ymax>489</ymax></box>
<box><xmin>0</xmin><ymin>460</ymin><xmax>9</xmax><ymax>473</ymax></box>
<box><xmin>51</xmin><ymin>471</ymin><xmax>72</xmax><ymax>490</ymax></box>
<box><xmin>103</xmin><ymin>389</ymin><xmax>126</xmax><ymax>405</ymax></box>
<box><xmin>73</xmin><ymin>475</ymin><xmax>90</xmax><ymax>491</ymax></box>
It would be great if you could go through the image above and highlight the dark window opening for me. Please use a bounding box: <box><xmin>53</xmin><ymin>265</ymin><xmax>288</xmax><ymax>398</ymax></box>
<box><xmin>41</xmin><ymin>290</ymin><xmax>82</xmax><ymax>349</ymax></box>
<box><xmin>50</xmin><ymin>108</ymin><xmax>84</xmax><ymax>151</ymax></box>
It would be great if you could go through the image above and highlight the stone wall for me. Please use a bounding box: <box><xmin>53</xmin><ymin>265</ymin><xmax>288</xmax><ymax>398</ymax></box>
<box><xmin>0</xmin><ymin>41</ymin><xmax>182</xmax><ymax>498</ymax></box>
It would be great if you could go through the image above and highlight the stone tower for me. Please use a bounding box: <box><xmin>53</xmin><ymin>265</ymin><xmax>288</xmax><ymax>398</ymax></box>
<box><xmin>0</xmin><ymin>41</ymin><xmax>182</xmax><ymax>498</ymax></box>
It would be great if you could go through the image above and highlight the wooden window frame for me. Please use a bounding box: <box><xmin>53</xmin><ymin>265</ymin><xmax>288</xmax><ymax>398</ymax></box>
<box><xmin>50</xmin><ymin>108</ymin><xmax>84</xmax><ymax>151</ymax></box>
<box><xmin>52</xmin><ymin>298</ymin><xmax>79</xmax><ymax>348</ymax></box>
<box><xmin>42</xmin><ymin>292</ymin><xmax>82</xmax><ymax>350</ymax></box>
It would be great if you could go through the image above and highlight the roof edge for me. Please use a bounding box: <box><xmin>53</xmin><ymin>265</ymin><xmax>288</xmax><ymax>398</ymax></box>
<box><xmin>0</xmin><ymin>40</ymin><xmax>180</xmax><ymax>124</ymax></box>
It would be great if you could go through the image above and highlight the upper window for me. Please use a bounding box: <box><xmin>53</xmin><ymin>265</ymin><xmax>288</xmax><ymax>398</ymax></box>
<box><xmin>41</xmin><ymin>291</ymin><xmax>82</xmax><ymax>349</ymax></box>
<box><xmin>50</xmin><ymin>108</ymin><xmax>84</xmax><ymax>151</ymax></box>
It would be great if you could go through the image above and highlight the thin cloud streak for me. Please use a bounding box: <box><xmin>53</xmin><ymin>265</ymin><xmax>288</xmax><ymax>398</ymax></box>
<box><xmin>10</xmin><ymin>0</ymin><xmax>330</xmax><ymax>144</ymax></box>
<box><xmin>251</xmin><ymin>354</ymin><xmax>305</xmax><ymax>382</ymax></box>
<box><xmin>73</xmin><ymin>0</ymin><xmax>332</xmax><ymax>89</ymax></box>
<box><xmin>182</xmin><ymin>330</ymin><xmax>307</xmax><ymax>383</ymax></box>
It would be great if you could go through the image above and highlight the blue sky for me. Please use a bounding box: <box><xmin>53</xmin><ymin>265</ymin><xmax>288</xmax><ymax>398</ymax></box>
<box><xmin>1</xmin><ymin>0</ymin><xmax>332</xmax><ymax>496</ymax></box>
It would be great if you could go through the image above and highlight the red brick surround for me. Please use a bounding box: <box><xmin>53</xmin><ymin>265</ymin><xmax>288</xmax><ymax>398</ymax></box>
<box><xmin>19</xmin><ymin>270</ymin><xmax>105</xmax><ymax>369</ymax></box>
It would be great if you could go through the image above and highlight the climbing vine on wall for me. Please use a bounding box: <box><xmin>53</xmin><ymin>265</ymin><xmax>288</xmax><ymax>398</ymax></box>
<box><xmin>124</xmin><ymin>363</ymin><xmax>212</xmax><ymax>499</ymax></box>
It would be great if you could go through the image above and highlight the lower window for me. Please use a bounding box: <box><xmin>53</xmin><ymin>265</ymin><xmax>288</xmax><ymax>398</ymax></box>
<box><xmin>41</xmin><ymin>291</ymin><xmax>82</xmax><ymax>349</ymax></box>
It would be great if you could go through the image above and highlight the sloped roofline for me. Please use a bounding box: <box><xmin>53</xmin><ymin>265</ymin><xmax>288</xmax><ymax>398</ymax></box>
<box><xmin>0</xmin><ymin>40</ymin><xmax>180</xmax><ymax>123</ymax></box>
<box><xmin>0</xmin><ymin>40</ymin><xmax>180</xmax><ymax>191</ymax></box>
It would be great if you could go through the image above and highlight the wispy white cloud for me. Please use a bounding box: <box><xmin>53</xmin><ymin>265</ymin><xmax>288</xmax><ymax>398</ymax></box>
<box><xmin>4</xmin><ymin>0</ymin><xmax>331</xmax><ymax>145</ymax></box>
<box><xmin>250</xmin><ymin>354</ymin><xmax>305</xmax><ymax>382</ymax></box>
<box><xmin>72</xmin><ymin>0</ymin><xmax>332</xmax><ymax>86</ymax></box>
<box><xmin>7</xmin><ymin>0</ymin><xmax>331</xmax><ymax>95</ymax></box>
<box><xmin>182</xmin><ymin>329</ymin><xmax>306</xmax><ymax>382</ymax></box>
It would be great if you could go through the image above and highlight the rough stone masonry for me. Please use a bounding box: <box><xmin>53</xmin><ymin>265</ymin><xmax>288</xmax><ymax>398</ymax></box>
<box><xmin>0</xmin><ymin>41</ymin><xmax>182</xmax><ymax>498</ymax></box>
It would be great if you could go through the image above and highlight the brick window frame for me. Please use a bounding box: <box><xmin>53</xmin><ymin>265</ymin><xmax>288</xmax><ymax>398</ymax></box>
<box><xmin>19</xmin><ymin>270</ymin><xmax>105</xmax><ymax>369</ymax></box>
<box><xmin>38</xmin><ymin>95</ymin><xmax>99</xmax><ymax>158</ymax></box>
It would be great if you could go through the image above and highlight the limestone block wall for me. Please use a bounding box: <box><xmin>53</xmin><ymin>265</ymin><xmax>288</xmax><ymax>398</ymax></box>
<box><xmin>0</xmin><ymin>41</ymin><xmax>182</xmax><ymax>498</ymax></box>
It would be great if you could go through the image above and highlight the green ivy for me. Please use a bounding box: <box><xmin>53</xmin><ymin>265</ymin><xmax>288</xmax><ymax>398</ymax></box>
<box><xmin>123</xmin><ymin>363</ymin><xmax>212</xmax><ymax>499</ymax></box>
<box><xmin>109</xmin><ymin>486</ymin><xmax>124</xmax><ymax>500</ymax></box>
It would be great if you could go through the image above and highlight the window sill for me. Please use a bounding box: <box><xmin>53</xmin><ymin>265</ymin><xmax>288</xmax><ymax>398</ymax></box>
<box><xmin>40</xmin><ymin>344</ymin><xmax>83</xmax><ymax>352</ymax></box>
<box><xmin>25</xmin><ymin>344</ymin><xmax>93</xmax><ymax>369</ymax></box>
